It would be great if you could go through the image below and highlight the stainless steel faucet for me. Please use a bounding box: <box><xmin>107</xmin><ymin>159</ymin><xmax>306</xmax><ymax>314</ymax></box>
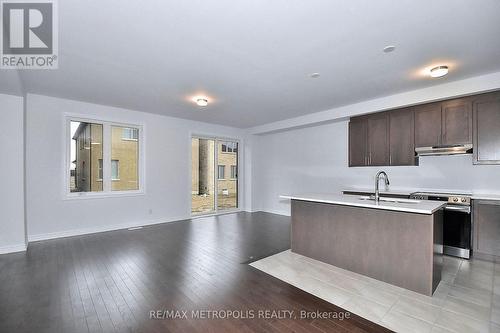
<box><xmin>374</xmin><ymin>171</ymin><xmax>390</xmax><ymax>202</ymax></box>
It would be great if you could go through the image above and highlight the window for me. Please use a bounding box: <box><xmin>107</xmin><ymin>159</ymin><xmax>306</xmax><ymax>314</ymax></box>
<box><xmin>98</xmin><ymin>159</ymin><xmax>103</xmax><ymax>180</ymax></box>
<box><xmin>122</xmin><ymin>127</ymin><xmax>138</xmax><ymax>140</ymax></box>
<box><xmin>67</xmin><ymin>118</ymin><xmax>142</xmax><ymax>196</ymax></box>
<box><xmin>111</xmin><ymin>160</ymin><xmax>119</xmax><ymax>180</ymax></box>
<box><xmin>221</xmin><ymin>141</ymin><xmax>237</xmax><ymax>153</ymax></box>
<box><xmin>218</xmin><ymin>165</ymin><xmax>225</xmax><ymax>179</ymax></box>
<box><xmin>230</xmin><ymin>165</ymin><xmax>237</xmax><ymax>179</ymax></box>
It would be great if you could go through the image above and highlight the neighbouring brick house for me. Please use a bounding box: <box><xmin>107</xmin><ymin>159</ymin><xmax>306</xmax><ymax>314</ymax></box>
<box><xmin>72</xmin><ymin>122</ymin><xmax>139</xmax><ymax>192</ymax></box>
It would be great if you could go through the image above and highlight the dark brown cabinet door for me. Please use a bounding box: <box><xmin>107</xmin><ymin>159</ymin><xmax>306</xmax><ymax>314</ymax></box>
<box><xmin>474</xmin><ymin>200</ymin><xmax>500</xmax><ymax>257</ymax></box>
<box><xmin>389</xmin><ymin>108</ymin><xmax>416</xmax><ymax>166</ymax></box>
<box><xmin>473</xmin><ymin>93</ymin><xmax>500</xmax><ymax>164</ymax></box>
<box><xmin>367</xmin><ymin>113</ymin><xmax>389</xmax><ymax>166</ymax></box>
<box><xmin>414</xmin><ymin>103</ymin><xmax>442</xmax><ymax>147</ymax></box>
<box><xmin>442</xmin><ymin>98</ymin><xmax>472</xmax><ymax>145</ymax></box>
<box><xmin>348</xmin><ymin>118</ymin><xmax>367</xmax><ymax>167</ymax></box>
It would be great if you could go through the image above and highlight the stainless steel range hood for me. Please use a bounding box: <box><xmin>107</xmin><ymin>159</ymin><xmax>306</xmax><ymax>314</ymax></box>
<box><xmin>415</xmin><ymin>144</ymin><xmax>473</xmax><ymax>156</ymax></box>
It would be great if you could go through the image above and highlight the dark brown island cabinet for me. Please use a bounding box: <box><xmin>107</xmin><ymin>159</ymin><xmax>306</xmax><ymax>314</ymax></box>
<box><xmin>291</xmin><ymin>199</ymin><xmax>443</xmax><ymax>296</ymax></box>
<box><xmin>348</xmin><ymin>90</ymin><xmax>500</xmax><ymax>167</ymax></box>
<box><xmin>473</xmin><ymin>200</ymin><xmax>500</xmax><ymax>259</ymax></box>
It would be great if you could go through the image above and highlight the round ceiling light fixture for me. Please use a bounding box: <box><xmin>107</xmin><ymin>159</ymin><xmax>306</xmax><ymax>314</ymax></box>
<box><xmin>429</xmin><ymin>65</ymin><xmax>449</xmax><ymax>78</ymax></box>
<box><xmin>310</xmin><ymin>73</ymin><xmax>320</xmax><ymax>78</ymax></box>
<box><xmin>383</xmin><ymin>45</ymin><xmax>396</xmax><ymax>53</ymax></box>
<box><xmin>195</xmin><ymin>98</ymin><xmax>209</xmax><ymax>107</ymax></box>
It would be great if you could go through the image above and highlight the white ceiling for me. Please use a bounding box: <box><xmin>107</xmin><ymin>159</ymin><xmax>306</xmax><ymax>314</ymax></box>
<box><xmin>3</xmin><ymin>0</ymin><xmax>500</xmax><ymax>128</ymax></box>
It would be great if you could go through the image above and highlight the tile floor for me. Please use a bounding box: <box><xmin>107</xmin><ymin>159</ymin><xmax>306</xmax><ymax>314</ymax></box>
<box><xmin>250</xmin><ymin>250</ymin><xmax>500</xmax><ymax>333</ymax></box>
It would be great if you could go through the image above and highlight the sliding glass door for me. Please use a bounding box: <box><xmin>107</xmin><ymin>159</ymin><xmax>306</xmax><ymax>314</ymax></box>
<box><xmin>191</xmin><ymin>138</ymin><xmax>216</xmax><ymax>214</ymax></box>
<box><xmin>216</xmin><ymin>140</ymin><xmax>238</xmax><ymax>211</ymax></box>
<box><xmin>191</xmin><ymin>137</ymin><xmax>238</xmax><ymax>215</ymax></box>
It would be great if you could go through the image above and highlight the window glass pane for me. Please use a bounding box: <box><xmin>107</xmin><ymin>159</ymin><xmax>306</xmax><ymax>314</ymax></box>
<box><xmin>191</xmin><ymin>138</ymin><xmax>215</xmax><ymax>214</ymax></box>
<box><xmin>218</xmin><ymin>165</ymin><xmax>225</xmax><ymax>179</ymax></box>
<box><xmin>98</xmin><ymin>159</ymin><xmax>103</xmax><ymax>180</ymax></box>
<box><xmin>122</xmin><ymin>128</ymin><xmax>138</xmax><ymax>140</ymax></box>
<box><xmin>70</xmin><ymin>121</ymin><xmax>103</xmax><ymax>192</ymax></box>
<box><xmin>111</xmin><ymin>160</ymin><xmax>119</xmax><ymax>180</ymax></box>
<box><xmin>111</xmin><ymin>126</ymin><xmax>139</xmax><ymax>191</ymax></box>
<box><xmin>217</xmin><ymin>141</ymin><xmax>238</xmax><ymax>210</ymax></box>
<box><xmin>231</xmin><ymin>165</ymin><xmax>237</xmax><ymax>179</ymax></box>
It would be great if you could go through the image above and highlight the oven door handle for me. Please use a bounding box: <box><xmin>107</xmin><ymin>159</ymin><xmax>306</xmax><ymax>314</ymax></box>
<box><xmin>444</xmin><ymin>205</ymin><xmax>471</xmax><ymax>214</ymax></box>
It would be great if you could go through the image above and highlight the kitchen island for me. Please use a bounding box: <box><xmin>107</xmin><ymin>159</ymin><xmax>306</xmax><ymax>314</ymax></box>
<box><xmin>280</xmin><ymin>193</ymin><xmax>446</xmax><ymax>296</ymax></box>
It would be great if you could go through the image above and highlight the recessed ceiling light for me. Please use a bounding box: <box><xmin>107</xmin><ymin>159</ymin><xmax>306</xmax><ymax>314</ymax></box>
<box><xmin>310</xmin><ymin>73</ymin><xmax>320</xmax><ymax>78</ymax></box>
<box><xmin>429</xmin><ymin>65</ymin><xmax>449</xmax><ymax>78</ymax></box>
<box><xmin>383</xmin><ymin>45</ymin><xmax>396</xmax><ymax>53</ymax></box>
<box><xmin>195</xmin><ymin>98</ymin><xmax>208</xmax><ymax>107</ymax></box>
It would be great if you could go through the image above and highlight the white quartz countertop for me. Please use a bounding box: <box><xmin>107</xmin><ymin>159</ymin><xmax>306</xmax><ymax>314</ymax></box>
<box><xmin>280</xmin><ymin>193</ymin><xmax>446</xmax><ymax>214</ymax></box>
<box><xmin>472</xmin><ymin>193</ymin><xmax>500</xmax><ymax>201</ymax></box>
<box><xmin>342</xmin><ymin>187</ymin><xmax>500</xmax><ymax>201</ymax></box>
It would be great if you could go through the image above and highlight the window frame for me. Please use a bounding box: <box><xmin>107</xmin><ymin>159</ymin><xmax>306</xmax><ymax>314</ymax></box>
<box><xmin>230</xmin><ymin>165</ymin><xmax>237</xmax><ymax>179</ymax></box>
<box><xmin>64</xmin><ymin>115</ymin><xmax>145</xmax><ymax>199</ymax></box>
<box><xmin>111</xmin><ymin>159</ymin><xmax>120</xmax><ymax>181</ymax></box>
<box><xmin>97</xmin><ymin>159</ymin><xmax>103</xmax><ymax>181</ymax></box>
<box><xmin>218</xmin><ymin>165</ymin><xmax>225</xmax><ymax>180</ymax></box>
<box><xmin>122</xmin><ymin>127</ymin><xmax>139</xmax><ymax>141</ymax></box>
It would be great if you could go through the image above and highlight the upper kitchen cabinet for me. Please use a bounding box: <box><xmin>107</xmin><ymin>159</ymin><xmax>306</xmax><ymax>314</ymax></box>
<box><xmin>349</xmin><ymin>111</ymin><xmax>415</xmax><ymax>167</ymax></box>
<box><xmin>348</xmin><ymin>117</ymin><xmax>367</xmax><ymax>167</ymax></box>
<box><xmin>473</xmin><ymin>92</ymin><xmax>500</xmax><ymax>164</ymax></box>
<box><xmin>348</xmin><ymin>113</ymin><xmax>392</xmax><ymax>167</ymax></box>
<box><xmin>415</xmin><ymin>99</ymin><xmax>472</xmax><ymax>148</ymax></box>
<box><xmin>389</xmin><ymin>108</ymin><xmax>417</xmax><ymax>166</ymax></box>
<box><xmin>414</xmin><ymin>103</ymin><xmax>442</xmax><ymax>147</ymax></box>
<box><xmin>441</xmin><ymin>98</ymin><xmax>472</xmax><ymax>145</ymax></box>
<box><xmin>367</xmin><ymin>113</ymin><xmax>390</xmax><ymax>166</ymax></box>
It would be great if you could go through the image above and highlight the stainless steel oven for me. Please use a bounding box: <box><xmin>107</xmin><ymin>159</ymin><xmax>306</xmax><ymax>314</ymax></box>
<box><xmin>410</xmin><ymin>192</ymin><xmax>472</xmax><ymax>259</ymax></box>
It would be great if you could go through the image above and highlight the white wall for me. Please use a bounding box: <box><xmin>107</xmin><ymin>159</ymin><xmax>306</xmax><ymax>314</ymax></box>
<box><xmin>26</xmin><ymin>94</ymin><xmax>246</xmax><ymax>240</ymax></box>
<box><xmin>250</xmin><ymin>71</ymin><xmax>500</xmax><ymax>135</ymax></box>
<box><xmin>0</xmin><ymin>93</ymin><xmax>26</xmax><ymax>253</ymax></box>
<box><xmin>251</xmin><ymin>119</ymin><xmax>500</xmax><ymax>215</ymax></box>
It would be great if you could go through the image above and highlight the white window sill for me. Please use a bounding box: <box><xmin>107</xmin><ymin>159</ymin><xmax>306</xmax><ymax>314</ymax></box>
<box><xmin>64</xmin><ymin>190</ymin><xmax>144</xmax><ymax>200</ymax></box>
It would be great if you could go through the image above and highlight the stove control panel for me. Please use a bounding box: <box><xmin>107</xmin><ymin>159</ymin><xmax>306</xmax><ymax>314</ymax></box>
<box><xmin>448</xmin><ymin>196</ymin><xmax>471</xmax><ymax>205</ymax></box>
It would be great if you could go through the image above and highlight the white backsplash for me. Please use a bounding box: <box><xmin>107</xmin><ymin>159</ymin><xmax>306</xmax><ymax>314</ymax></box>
<box><xmin>252</xmin><ymin>119</ymin><xmax>500</xmax><ymax>214</ymax></box>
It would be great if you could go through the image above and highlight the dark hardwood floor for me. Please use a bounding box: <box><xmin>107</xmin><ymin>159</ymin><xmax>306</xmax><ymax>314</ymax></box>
<box><xmin>0</xmin><ymin>212</ymin><xmax>390</xmax><ymax>333</ymax></box>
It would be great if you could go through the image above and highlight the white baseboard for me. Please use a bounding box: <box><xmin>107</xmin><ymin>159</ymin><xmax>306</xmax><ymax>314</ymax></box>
<box><xmin>249</xmin><ymin>209</ymin><xmax>291</xmax><ymax>217</ymax></box>
<box><xmin>28</xmin><ymin>215</ymin><xmax>190</xmax><ymax>243</ymax></box>
<box><xmin>263</xmin><ymin>209</ymin><xmax>291</xmax><ymax>217</ymax></box>
<box><xmin>0</xmin><ymin>243</ymin><xmax>27</xmax><ymax>255</ymax></box>
<box><xmin>244</xmin><ymin>209</ymin><xmax>262</xmax><ymax>213</ymax></box>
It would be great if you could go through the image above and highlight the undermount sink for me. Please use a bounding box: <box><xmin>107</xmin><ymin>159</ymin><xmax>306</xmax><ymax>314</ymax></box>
<box><xmin>357</xmin><ymin>196</ymin><xmax>421</xmax><ymax>204</ymax></box>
